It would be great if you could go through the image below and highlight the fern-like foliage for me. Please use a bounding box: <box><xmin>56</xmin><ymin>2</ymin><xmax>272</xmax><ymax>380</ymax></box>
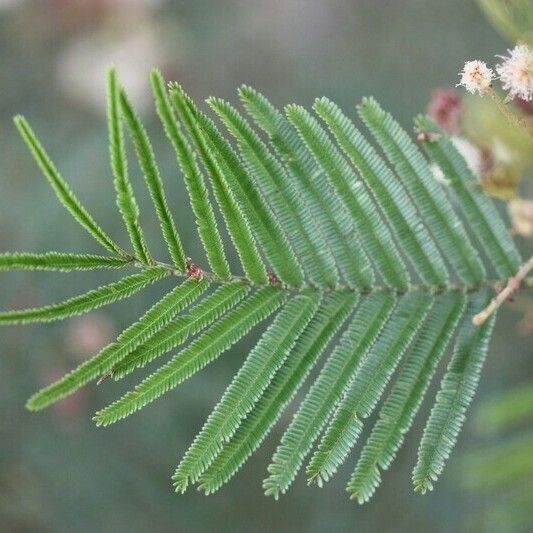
<box><xmin>1</xmin><ymin>68</ymin><xmax>524</xmax><ymax>502</ymax></box>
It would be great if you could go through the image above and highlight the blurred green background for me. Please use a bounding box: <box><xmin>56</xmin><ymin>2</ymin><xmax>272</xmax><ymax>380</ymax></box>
<box><xmin>1</xmin><ymin>1</ymin><xmax>532</xmax><ymax>531</ymax></box>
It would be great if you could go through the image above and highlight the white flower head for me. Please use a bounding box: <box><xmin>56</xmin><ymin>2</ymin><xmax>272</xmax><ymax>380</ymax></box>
<box><xmin>496</xmin><ymin>44</ymin><xmax>533</xmax><ymax>101</ymax></box>
<box><xmin>457</xmin><ymin>60</ymin><xmax>494</xmax><ymax>95</ymax></box>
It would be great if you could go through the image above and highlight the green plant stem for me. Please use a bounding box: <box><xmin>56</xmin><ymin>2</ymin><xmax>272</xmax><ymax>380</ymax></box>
<box><xmin>128</xmin><ymin>256</ymin><xmax>525</xmax><ymax>299</ymax></box>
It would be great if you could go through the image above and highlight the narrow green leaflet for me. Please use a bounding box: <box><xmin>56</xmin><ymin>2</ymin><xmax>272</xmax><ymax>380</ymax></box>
<box><xmin>348</xmin><ymin>291</ymin><xmax>466</xmax><ymax>503</ymax></box>
<box><xmin>94</xmin><ymin>287</ymin><xmax>287</xmax><ymax>426</ymax></box>
<box><xmin>14</xmin><ymin>116</ymin><xmax>123</xmax><ymax>256</ymax></box>
<box><xmin>112</xmin><ymin>282</ymin><xmax>249</xmax><ymax>380</ymax></box>
<box><xmin>0</xmin><ymin>267</ymin><xmax>167</xmax><ymax>326</ymax></box>
<box><xmin>119</xmin><ymin>72</ymin><xmax>186</xmax><ymax>271</ymax></box>
<box><xmin>173</xmin><ymin>292</ymin><xmax>320</xmax><ymax>492</ymax></box>
<box><xmin>26</xmin><ymin>276</ymin><xmax>205</xmax><ymax>410</ymax></box>
<box><xmin>170</xmin><ymin>84</ymin><xmax>267</xmax><ymax>284</ymax></box>
<box><xmin>358</xmin><ymin>98</ymin><xmax>485</xmax><ymax>284</ymax></box>
<box><xmin>208</xmin><ymin>97</ymin><xmax>304</xmax><ymax>287</ymax></box>
<box><xmin>236</xmin><ymin>86</ymin><xmax>337</xmax><ymax>288</ymax></box>
<box><xmin>314</xmin><ymin>97</ymin><xmax>449</xmax><ymax>287</ymax></box>
<box><xmin>286</xmin><ymin>104</ymin><xmax>408</xmax><ymax>290</ymax></box>
<box><xmin>209</xmin><ymin>98</ymin><xmax>316</xmax><ymax>285</ymax></box>
<box><xmin>415</xmin><ymin>115</ymin><xmax>522</xmax><ymax>278</ymax></box>
<box><xmin>177</xmin><ymin>91</ymin><xmax>300</xmax><ymax>287</ymax></box>
<box><xmin>263</xmin><ymin>292</ymin><xmax>396</xmax><ymax>498</ymax></box>
<box><xmin>307</xmin><ymin>291</ymin><xmax>432</xmax><ymax>486</ymax></box>
<box><xmin>0</xmin><ymin>252</ymin><xmax>130</xmax><ymax>272</ymax></box>
<box><xmin>149</xmin><ymin>73</ymin><xmax>229</xmax><ymax>278</ymax></box>
<box><xmin>107</xmin><ymin>68</ymin><xmax>151</xmax><ymax>264</ymax></box>
<box><xmin>413</xmin><ymin>289</ymin><xmax>496</xmax><ymax>493</ymax></box>
<box><xmin>198</xmin><ymin>292</ymin><xmax>357</xmax><ymax>495</ymax></box>
<box><xmin>238</xmin><ymin>86</ymin><xmax>345</xmax><ymax>288</ymax></box>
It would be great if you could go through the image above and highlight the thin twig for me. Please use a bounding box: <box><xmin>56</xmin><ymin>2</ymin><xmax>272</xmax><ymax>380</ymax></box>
<box><xmin>473</xmin><ymin>255</ymin><xmax>533</xmax><ymax>326</ymax></box>
<box><xmin>487</xmin><ymin>88</ymin><xmax>532</xmax><ymax>135</ymax></box>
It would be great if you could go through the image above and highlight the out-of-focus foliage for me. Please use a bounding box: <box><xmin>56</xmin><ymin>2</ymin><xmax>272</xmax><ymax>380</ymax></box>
<box><xmin>477</xmin><ymin>0</ymin><xmax>533</xmax><ymax>45</ymax></box>
<box><xmin>464</xmin><ymin>383</ymin><xmax>533</xmax><ymax>532</ymax></box>
<box><xmin>462</xmin><ymin>96</ymin><xmax>533</xmax><ymax>197</ymax></box>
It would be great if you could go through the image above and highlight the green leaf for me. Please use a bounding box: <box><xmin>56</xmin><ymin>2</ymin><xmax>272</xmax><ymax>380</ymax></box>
<box><xmin>198</xmin><ymin>291</ymin><xmax>357</xmax><ymax>495</ymax></box>
<box><xmin>347</xmin><ymin>291</ymin><xmax>466</xmax><ymax>503</ymax></box>
<box><xmin>173</xmin><ymin>292</ymin><xmax>321</xmax><ymax>492</ymax></box>
<box><xmin>306</xmin><ymin>291</ymin><xmax>432</xmax><ymax>486</ymax></box>
<box><xmin>238</xmin><ymin>87</ymin><xmax>377</xmax><ymax>290</ymax></box>
<box><xmin>93</xmin><ymin>287</ymin><xmax>287</xmax><ymax>426</ymax></box>
<box><xmin>314</xmin><ymin>98</ymin><xmax>449</xmax><ymax>287</ymax></box>
<box><xmin>415</xmin><ymin>115</ymin><xmax>522</xmax><ymax>278</ymax></box>
<box><xmin>238</xmin><ymin>86</ymin><xmax>338</xmax><ymax>288</ymax></box>
<box><xmin>26</xmin><ymin>276</ymin><xmax>206</xmax><ymax>410</ymax></box>
<box><xmin>412</xmin><ymin>289</ymin><xmax>496</xmax><ymax>494</ymax></box>
<box><xmin>175</xmin><ymin>90</ymin><xmax>299</xmax><ymax>287</ymax></box>
<box><xmin>13</xmin><ymin>116</ymin><xmax>123</xmax><ymax>256</ymax></box>
<box><xmin>0</xmin><ymin>252</ymin><xmax>130</xmax><ymax>272</ymax></box>
<box><xmin>0</xmin><ymin>267</ymin><xmax>167</xmax><ymax>326</ymax></box>
<box><xmin>238</xmin><ymin>86</ymin><xmax>352</xmax><ymax>288</ymax></box>
<box><xmin>118</xmin><ymin>72</ymin><xmax>186</xmax><ymax>271</ymax></box>
<box><xmin>263</xmin><ymin>291</ymin><xmax>396</xmax><ymax>498</ymax></box>
<box><xmin>149</xmin><ymin>72</ymin><xmax>230</xmax><ymax>278</ymax></box>
<box><xmin>107</xmin><ymin>68</ymin><xmax>151</xmax><ymax>264</ymax></box>
<box><xmin>208</xmin><ymin>98</ymin><xmax>305</xmax><ymax>287</ymax></box>
<box><xmin>169</xmin><ymin>83</ymin><xmax>267</xmax><ymax>283</ymax></box>
<box><xmin>286</xmin><ymin>104</ymin><xmax>408</xmax><ymax>290</ymax></box>
<box><xmin>358</xmin><ymin>98</ymin><xmax>485</xmax><ymax>284</ymax></box>
<box><xmin>8</xmin><ymin>77</ymin><xmax>520</xmax><ymax>500</ymax></box>
<box><xmin>112</xmin><ymin>281</ymin><xmax>249</xmax><ymax>380</ymax></box>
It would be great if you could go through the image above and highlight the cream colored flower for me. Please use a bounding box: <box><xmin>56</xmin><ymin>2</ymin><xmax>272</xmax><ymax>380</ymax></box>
<box><xmin>496</xmin><ymin>44</ymin><xmax>533</xmax><ymax>101</ymax></box>
<box><xmin>457</xmin><ymin>60</ymin><xmax>494</xmax><ymax>95</ymax></box>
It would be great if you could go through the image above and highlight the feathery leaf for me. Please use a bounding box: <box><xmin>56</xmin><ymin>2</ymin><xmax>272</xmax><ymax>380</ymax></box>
<box><xmin>0</xmin><ymin>252</ymin><xmax>130</xmax><ymax>272</ymax></box>
<box><xmin>26</xmin><ymin>276</ymin><xmax>205</xmax><ymax>410</ymax></box>
<box><xmin>412</xmin><ymin>289</ymin><xmax>496</xmax><ymax>494</ymax></box>
<box><xmin>5</xmin><ymin>78</ymin><xmax>518</xmax><ymax>500</ymax></box>
<box><xmin>173</xmin><ymin>292</ymin><xmax>320</xmax><ymax>492</ymax></box>
<box><xmin>149</xmin><ymin>73</ymin><xmax>230</xmax><ymax>278</ymax></box>
<box><xmin>0</xmin><ymin>267</ymin><xmax>167</xmax><ymax>326</ymax></box>
<box><xmin>94</xmin><ymin>287</ymin><xmax>287</xmax><ymax>426</ymax></box>
<box><xmin>13</xmin><ymin>116</ymin><xmax>123</xmax><ymax>256</ymax></box>
<box><xmin>169</xmin><ymin>83</ymin><xmax>267</xmax><ymax>283</ymax></box>
<box><xmin>198</xmin><ymin>291</ymin><xmax>357</xmax><ymax>494</ymax></box>
<box><xmin>118</xmin><ymin>72</ymin><xmax>186</xmax><ymax>271</ymax></box>
<box><xmin>107</xmin><ymin>68</ymin><xmax>151</xmax><ymax>264</ymax></box>
<box><xmin>112</xmin><ymin>281</ymin><xmax>249</xmax><ymax>380</ymax></box>
<box><xmin>347</xmin><ymin>291</ymin><xmax>466</xmax><ymax>503</ymax></box>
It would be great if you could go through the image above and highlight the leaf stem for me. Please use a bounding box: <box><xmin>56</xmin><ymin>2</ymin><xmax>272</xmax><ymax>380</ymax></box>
<box><xmin>473</xmin><ymin>255</ymin><xmax>533</xmax><ymax>326</ymax></box>
<box><xmin>487</xmin><ymin>87</ymin><xmax>532</xmax><ymax>135</ymax></box>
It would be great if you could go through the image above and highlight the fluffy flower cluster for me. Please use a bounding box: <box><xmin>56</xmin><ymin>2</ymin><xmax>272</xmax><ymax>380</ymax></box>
<box><xmin>457</xmin><ymin>60</ymin><xmax>494</xmax><ymax>95</ymax></box>
<box><xmin>496</xmin><ymin>44</ymin><xmax>533</xmax><ymax>102</ymax></box>
<box><xmin>458</xmin><ymin>44</ymin><xmax>533</xmax><ymax>102</ymax></box>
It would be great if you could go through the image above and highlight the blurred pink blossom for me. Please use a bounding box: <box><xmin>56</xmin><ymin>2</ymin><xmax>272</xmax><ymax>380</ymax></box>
<box><xmin>427</xmin><ymin>88</ymin><xmax>462</xmax><ymax>133</ymax></box>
